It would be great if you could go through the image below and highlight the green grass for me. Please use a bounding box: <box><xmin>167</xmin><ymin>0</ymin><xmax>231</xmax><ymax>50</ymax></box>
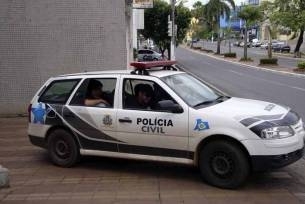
<box><xmin>297</xmin><ymin>61</ymin><xmax>305</xmax><ymax>69</ymax></box>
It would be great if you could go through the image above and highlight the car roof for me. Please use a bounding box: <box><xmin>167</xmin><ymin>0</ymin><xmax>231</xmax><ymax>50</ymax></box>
<box><xmin>52</xmin><ymin>61</ymin><xmax>183</xmax><ymax>80</ymax></box>
<box><xmin>59</xmin><ymin>69</ymin><xmax>181</xmax><ymax>77</ymax></box>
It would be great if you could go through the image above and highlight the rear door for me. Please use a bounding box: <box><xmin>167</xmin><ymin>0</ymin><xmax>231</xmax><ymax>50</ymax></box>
<box><xmin>66</xmin><ymin>76</ymin><xmax>120</xmax><ymax>152</ymax></box>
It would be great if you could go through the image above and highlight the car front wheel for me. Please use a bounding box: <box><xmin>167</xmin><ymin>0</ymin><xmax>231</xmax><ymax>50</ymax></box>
<box><xmin>47</xmin><ymin>129</ymin><xmax>80</xmax><ymax>167</ymax></box>
<box><xmin>199</xmin><ymin>140</ymin><xmax>250</xmax><ymax>189</ymax></box>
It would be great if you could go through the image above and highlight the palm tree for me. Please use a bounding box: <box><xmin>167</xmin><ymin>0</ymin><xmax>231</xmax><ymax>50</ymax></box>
<box><xmin>238</xmin><ymin>5</ymin><xmax>262</xmax><ymax>60</ymax></box>
<box><xmin>205</xmin><ymin>0</ymin><xmax>235</xmax><ymax>54</ymax></box>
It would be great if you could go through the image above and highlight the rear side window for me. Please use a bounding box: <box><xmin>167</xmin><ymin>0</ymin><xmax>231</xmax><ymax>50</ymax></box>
<box><xmin>39</xmin><ymin>79</ymin><xmax>80</xmax><ymax>104</ymax></box>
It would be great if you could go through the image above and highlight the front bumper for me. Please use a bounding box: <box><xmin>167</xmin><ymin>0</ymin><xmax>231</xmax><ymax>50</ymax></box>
<box><xmin>251</xmin><ymin>148</ymin><xmax>304</xmax><ymax>171</ymax></box>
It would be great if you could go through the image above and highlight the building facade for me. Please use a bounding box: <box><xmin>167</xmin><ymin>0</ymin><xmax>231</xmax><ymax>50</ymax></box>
<box><xmin>0</xmin><ymin>0</ymin><xmax>133</xmax><ymax>115</ymax></box>
<box><xmin>220</xmin><ymin>0</ymin><xmax>261</xmax><ymax>40</ymax></box>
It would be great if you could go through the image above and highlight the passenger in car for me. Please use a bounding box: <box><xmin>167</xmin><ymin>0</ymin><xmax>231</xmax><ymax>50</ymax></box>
<box><xmin>84</xmin><ymin>80</ymin><xmax>110</xmax><ymax>107</ymax></box>
<box><xmin>126</xmin><ymin>83</ymin><xmax>154</xmax><ymax>110</ymax></box>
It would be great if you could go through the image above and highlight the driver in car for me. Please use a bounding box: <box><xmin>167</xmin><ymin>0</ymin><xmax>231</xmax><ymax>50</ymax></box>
<box><xmin>84</xmin><ymin>80</ymin><xmax>110</xmax><ymax>107</ymax></box>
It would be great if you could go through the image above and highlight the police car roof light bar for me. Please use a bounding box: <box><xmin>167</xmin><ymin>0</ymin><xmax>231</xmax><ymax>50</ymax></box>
<box><xmin>130</xmin><ymin>61</ymin><xmax>177</xmax><ymax>69</ymax></box>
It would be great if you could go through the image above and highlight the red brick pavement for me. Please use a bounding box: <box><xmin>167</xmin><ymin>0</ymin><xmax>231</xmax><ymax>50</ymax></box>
<box><xmin>0</xmin><ymin>117</ymin><xmax>305</xmax><ymax>204</ymax></box>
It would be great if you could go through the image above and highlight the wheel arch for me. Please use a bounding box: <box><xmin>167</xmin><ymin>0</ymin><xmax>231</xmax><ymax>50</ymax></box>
<box><xmin>194</xmin><ymin>134</ymin><xmax>252</xmax><ymax>169</ymax></box>
<box><xmin>45</xmin><ymin>125</ymin><xmax>81</xmax><ymax>148</ymax></box>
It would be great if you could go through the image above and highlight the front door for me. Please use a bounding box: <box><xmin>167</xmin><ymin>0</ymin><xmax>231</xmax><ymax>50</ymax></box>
<box><xmin>116</xmin><ymin>76</ymin><xmax>190</xmax><ymax>159</ymax></box>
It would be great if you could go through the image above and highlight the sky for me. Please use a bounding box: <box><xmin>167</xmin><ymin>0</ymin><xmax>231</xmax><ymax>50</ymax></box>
<box><xmin>166</xmin><ymin>0</ymin><xmax>244</xmax><ymax>9</ymax></box>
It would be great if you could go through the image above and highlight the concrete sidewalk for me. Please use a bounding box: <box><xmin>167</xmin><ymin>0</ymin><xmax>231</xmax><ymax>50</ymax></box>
<box><xmin>1</xmin><ymin>117</ymin><xmax>305</xmax><ymax>204</ymax></box>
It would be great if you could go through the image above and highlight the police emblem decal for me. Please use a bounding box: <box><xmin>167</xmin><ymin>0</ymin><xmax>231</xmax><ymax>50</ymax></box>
<box><xmin>194</xmin><ymin>119</ymin><xmax>209</xmax><ymax>131</ymax></box>
<box><xmin>31</xmin><ymin>102</ymin><xmax>46</xmax><ymax>124</ymax></box>
<box><xmin>103</xmin><ymin>115</ymin><xmax>113</xmax><ymax>126</ymax></box>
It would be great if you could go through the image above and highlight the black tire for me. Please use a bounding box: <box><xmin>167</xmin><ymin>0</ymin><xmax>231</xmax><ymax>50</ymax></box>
<box><xmin>199</xmin><ymin>140</ymin><xmax>249</xmax><ymax>189</ymax></box>
<box><xmin>47</xmin><ymin>129</ymin><xmax>80</xmax><ymax>167</ymax></box>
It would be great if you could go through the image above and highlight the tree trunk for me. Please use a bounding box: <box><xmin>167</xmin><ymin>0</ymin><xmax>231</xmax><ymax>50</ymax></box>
<box><xmin>294</xmin><ymin>29</ymin><xmax>304</xmax><ymax>58</ymax></box>
<box><xmin>159</xmin><ymin>46</ymin><xmax>166</xmax><ymax>59</ymax></box>
<box><xmin>217</xmin><ymin>34</ymin><xmax>221</xmax><ymax>54</ymax></box>
<box><xmin>267</xmin><ymin>26</ymin><xmax>272</xmax><ymax>59</ymax></box>
<box><xmin>216</xmin><ymin>17</ymin><xmax>221</xmax><ymax>54</ymax></box>
<box><xmin>244</xmin><ymin>26</ymin><xmax>248</xmax><ymax>60</ymax></box>
<box><xmin>167</xmin><ymin>46</ymin><xmax>170</xmax><ymax>60</ymax></box>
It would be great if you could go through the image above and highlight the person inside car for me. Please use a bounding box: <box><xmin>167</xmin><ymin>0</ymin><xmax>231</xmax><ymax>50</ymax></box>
<box><xmin>84</xmin><ymin>80</ymin><xmax>110</xmax><ymax>107</ymax></box>
<box><xmin>127</xmin><ymin>83</ymin><xmax>154</xmax><ymax>110</ymax></box>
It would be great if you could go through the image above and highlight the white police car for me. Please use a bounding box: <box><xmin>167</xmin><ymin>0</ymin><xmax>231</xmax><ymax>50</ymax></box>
<box><xmin>28</xmin><ymin>61</ymin><xmax>305</xmax><ymax>189</ymax></box>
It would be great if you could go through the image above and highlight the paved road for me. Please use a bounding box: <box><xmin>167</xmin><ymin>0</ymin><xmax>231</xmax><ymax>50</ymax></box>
<box><xmin>196</xmin><ymin>41</ymin><xmax>304</xmax><ymax>68</ymax></box>
<box><xmin>176</xmin><ymin>46</ymin><xmax>305</xmax><ymax>120</ymax></box>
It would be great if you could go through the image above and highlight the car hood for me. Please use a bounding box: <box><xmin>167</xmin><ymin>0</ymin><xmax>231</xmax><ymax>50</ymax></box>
<box><xmin>205</xmin><ymin>97</ymin><xmax>291</xmax><ymax>122</ymax></box>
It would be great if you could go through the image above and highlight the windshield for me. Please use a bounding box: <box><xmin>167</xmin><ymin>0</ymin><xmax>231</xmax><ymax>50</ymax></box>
<box><xmin>162</xmin><ymin>73</ymin><xmax>221</xmax><ymax>107</ymax></box>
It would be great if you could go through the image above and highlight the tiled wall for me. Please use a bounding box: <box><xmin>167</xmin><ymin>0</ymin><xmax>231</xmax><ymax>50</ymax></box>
<box><xmin>0</xmin><ymin>0</ymin><xmax>127</xmax><ymax>115</ymax></box>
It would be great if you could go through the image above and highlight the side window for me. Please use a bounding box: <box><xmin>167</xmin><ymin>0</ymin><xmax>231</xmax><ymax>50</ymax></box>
<box><xmin>70</xmin><ymin>78</ymin><xmax>116</xmax><ymax>108</ymax></box>
<box><xmin>138</xmin><ymin>50</ymin><xmax>144</xmax><ymax>54</ymax></box>
<box><xmin>123</xmin><ymin>79</ymin><xmax>177</xmax><ymax>111</ymax></box>
<box><xmin>39</xmin><ymin>80</ymin><xmax>80</xmax><ymax>104</ymax></box>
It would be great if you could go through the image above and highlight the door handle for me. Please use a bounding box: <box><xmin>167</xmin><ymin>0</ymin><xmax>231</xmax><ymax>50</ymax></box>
<box><xmin>119</xmin><ymin>118</ymin><xmax>132</xmax><ymax>123</ymax></box>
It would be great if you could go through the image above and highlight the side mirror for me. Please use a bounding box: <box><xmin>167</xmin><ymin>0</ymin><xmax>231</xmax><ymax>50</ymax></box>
<box><xmin>156</xmin><ymin>100</ymin><xmax>183</xmax><ymax>113</ymax></box>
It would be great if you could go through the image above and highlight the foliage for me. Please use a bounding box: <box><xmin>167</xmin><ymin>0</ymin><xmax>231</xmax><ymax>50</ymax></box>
<box><xmin>297</xmin><ymin>61</ymin><xmax>305</xmax><ymax>69</ymax></box>
<box><xmin>259</xmin><ymin>58</ymin><xmax>278</xmax><ymax>65</ymax></box>
<box><xmin>191</xmin><ymin>1</ymin><xmax>205</xmax><ymax>19</ymax></box>
<box><xmin>266</xmin><ymin>0</ymin><xmax>305</xmax><ymax>55</ymax></box>
<box><xmin>205</xmin><ymin>0</ymin><xmax>235</xmax><ymax>54</ymax></box>
<box><xmin>133</xmin><ymin>48</ymin><xmax>137</xmax><ymax>59</ymax></box>
<box><xmin>238</xmin><ymin>5</ymin><xmax>262</xmax><ymax>60</ymax></box>
<box><xmin>238</xmin><ymin>5</ymin><xmax>262</xmax><ymax>28</ymax></box>
<box><xmin>240</xmin><ymin>57</ymin><xmax>253</xmax><ymax>62</ymax></box>
<box><xmin>140</xmin><ymin>0</ymin><xmax>191</xmax><ymax>56</ymax></box>
<box><xmin>176</xmin><ymin>2</ymin><xmax>192</xmax><ymax>45</ymax></box>
<box><xmin>224</xmin><ymin>52</ymin><xmax>236</xmax><ymax>58</ymax></box>
<box><xmin>141</xmin><ymin>0</ymin><xmax>170</xmax><ymax>56</ymax></box>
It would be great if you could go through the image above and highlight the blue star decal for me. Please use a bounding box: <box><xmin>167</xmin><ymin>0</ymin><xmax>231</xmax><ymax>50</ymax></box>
<box><xmin>31</xmin><ymin>103</ymin><xmax>46</xmax><ymax>124</ymax></box>
<box><xmin>194</xmin><ymin>119</ymin><xmax>209</xmax><ymax>131</ymax></box>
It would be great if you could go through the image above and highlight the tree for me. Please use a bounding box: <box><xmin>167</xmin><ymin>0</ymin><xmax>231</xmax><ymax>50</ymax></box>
<box><xmin>192</xmin><ymin>1</ymin><xmax>205</xmax><ymax>19</ymax></box>
<box><xmin>176</xmin><ymin>2</ymin><xmax>192</xmax><ymax>45</ymax></box>
<box><xmin>140</xmin><ymin>0</ymin><xmax>191</xmax><ymax>58</ymax></box>
<box><xmin>238</xmin><ymin>5</ymin><xmax>262</xmax><ymax>60</ymax></box>
<box><xmin>269</xmin><ymin>0</ymin><xmax>305</xmax><ymax>57</ymax></box>
<box><xmin>259</xmin><ymin>1</ymin><xmax>281</xmax><ymax>59</ymax></box>
<box><xmin>205</xmin><ymin>0</ymin><xmax>235</xmax><ymax>54</ymax></box>
<box><xmin>141</xmin><ymin>0</ymin><xmax>170</xmax><ymax>57</ymax></box>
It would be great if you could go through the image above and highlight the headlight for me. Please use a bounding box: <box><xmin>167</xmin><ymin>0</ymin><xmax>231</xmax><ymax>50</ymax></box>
<box><xmin>261</xmin><ymin>126</ymin><xmax>294</xmax><ymax>139</ymax></box>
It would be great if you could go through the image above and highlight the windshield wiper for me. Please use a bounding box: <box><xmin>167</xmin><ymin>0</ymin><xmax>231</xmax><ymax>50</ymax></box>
<box><xmin>193</xmin><ymin>96</ymin><xmax>227</xmax><ymax>107</ymax></box>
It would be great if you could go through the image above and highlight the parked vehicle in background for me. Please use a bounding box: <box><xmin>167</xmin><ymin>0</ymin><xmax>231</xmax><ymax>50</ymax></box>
<box><xmin>260</xmin><ymin>41</ymin><xmax>269</xmax><ymax>49</ymax></box>
<box><xmin>240</xmin><ymin>41</ymin><xmax>251</xmax><ymax>47</ymax></box>
<box><xmin>138</xmin><ymin>49</ymin><xmax>162</xmax><ymax>61</ymax></box>
<box><xmin>260</xmin><ymin>40</ymin><xmax>284</xmax><ymax>50</ymax></box>
<box><xmin>233</xmin><ymin>41</ymin><xmax>242</xmax><ymax>47</ymax></box>
<box><xmin>251</xmin><ymin>39</ymin><xmax>262</xmax><ymax>47</ymax></box>
<box><xmin>273</xmin><ymin>44</ymin><xmax>291</xmax><ymax>53</ymax></box>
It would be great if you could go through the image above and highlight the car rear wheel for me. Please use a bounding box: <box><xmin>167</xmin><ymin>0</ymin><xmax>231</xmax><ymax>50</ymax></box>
<box><xmin>47</xmin><ymin>129</ymin><xmax>80</xmax><ymax>167</ymax></box>
<box><xmin>199</xmin><ymin>140</ymin><xmax>249</xmax><ymax>189</ymax></box>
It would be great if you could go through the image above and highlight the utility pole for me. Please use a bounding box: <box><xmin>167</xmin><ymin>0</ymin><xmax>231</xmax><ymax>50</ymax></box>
<box><xmin>170</xmin><ymin>0</ymin><xmax>175</xmax><ymax>60</ymax></box>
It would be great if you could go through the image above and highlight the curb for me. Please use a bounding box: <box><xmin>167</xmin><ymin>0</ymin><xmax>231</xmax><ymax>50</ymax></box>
<box><xmin>0</xmin><ymin>165</ymin><xmax>9</xmax><ymax>188</ymax></box>
<box><xmin>183</xmin><ymin>46</ymin><xmax>305</xmax><ymax>79</ymax></box>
